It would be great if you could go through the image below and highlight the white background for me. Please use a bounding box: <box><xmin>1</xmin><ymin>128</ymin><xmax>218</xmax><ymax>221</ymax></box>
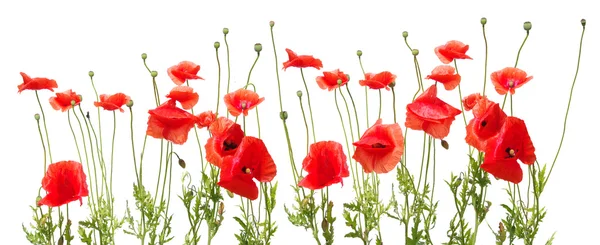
<box><xmin>1</xmin><ymin>0</ymin><xmax>598</xmax><ymax>244</ymax></box>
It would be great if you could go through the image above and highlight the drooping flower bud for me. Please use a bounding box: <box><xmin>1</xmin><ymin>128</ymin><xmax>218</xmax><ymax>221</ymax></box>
<box><xmin>178</xmin><ymin>159</ymin><xmax>186</xmax><ymax>169</ymax></box>
<box><xmin>441</xmin><ymin>140</ymin><xmax>449</xmax><ymax>150</ymax></box>
<box><xmin>581</xmin><ymin>19</ymin><xmax>586</xmax><ymax>27</ymax></box>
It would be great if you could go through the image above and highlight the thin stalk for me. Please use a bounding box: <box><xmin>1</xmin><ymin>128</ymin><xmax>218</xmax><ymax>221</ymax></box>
<box><xmin>300</xmin><ymin>68</ymin><xmax>317</xmax><ymax>142</ymax></box>
<box><xmin>345</xmin><ymin>85</ymin><xmax>361</xmax><ymax>138</ymax></box>
<box><xmin>73</xmin><ymin>109</ymin><xmax>96</xmax><ymax>213</ymax></box>
<box><xmin>35</xmin><ymin>91</ymin><xmax>52</xmax><ymax>164</ymax></box>
<box><xmin>358</xmin><ymin>55</ymin><xmax>369</xmax><ymax>126</ymax></box>
<box><xmin>224</xmin><ymin>32</ymin><xmax>232</xmax><ymax>118</ymax></box>
<box><xmin>481</xmin><ymin>21</ymin><xmax>489</xmax><ymax>96</ymax></box>
<box><xmin>215</xmin><ymin>43</ymin><xmax>223</xmax><ymax>116</ymax></box>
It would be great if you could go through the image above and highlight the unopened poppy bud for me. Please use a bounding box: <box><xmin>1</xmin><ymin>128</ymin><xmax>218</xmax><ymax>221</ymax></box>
<box><xmin>412</xmin><ymin>49</ymin><xmax>419</xmax><ymax>56</ymax></box>
<box><xmin>58</xmin><ymin>236</ymin><xmax>64</xmax><ymax>245</ymax></box>
<box><xmin>441</xmin><ymin>140</ymin><xmax>449</xmax><ymax>150</ymax></box>
<box><xmin>523</xmin><ymin>21</ymin><xmax>532</xmax><ymax>31</ymax></box>
<box><xmin>356</xmin><ymin>50</ymin><xmax>363</xmax><ymax>57</ymax></box>
<box><xmin>280</xmin><ymin>111</ymin><xmax>288</xmax><ymax>120</ymax></box>
<box><xmin>296</xmin><ymin>90</ymin><xmax>303</xmax><ymax>97</ymax></box>
<box><xmin>254</xmin><ymin>43</ymin><xmax>262</xmax><ymax>53</ymax></box>
<box><xmin>581</xmin><ymin>19</ymin><xmax>586</xmax><ymax>27</ymax></box>
<box><xmin>480</xmin><ymin>17</ymin><xmax>487</xmax><ymax>25</ymax></box>
<box><xmin>36</xmin><ymin>196</ymin><xmax>42</xmax><ymax>204</ymax></box>
<box><xmin>214</xmin><ymin>41</ymin><xmax>220</xmax><ymax>49</ymax></box>
<box><xmin>151</xmin><ymin>71</ymin><xmax>158</xmax><ymax>78</ymax></box>
<box><xmin>389</xmin><ymin>81</ymin><xmax>396</xmax><ymax>88</ymax></box>
<box><xmin>321</xmin><ymin>219</ymin><xmax>329</xmax><ymax>231</ymax></box>
<box><xmin>218</xmin><ymin>202</ymin><xmax>225</xmax><ymax>215</ymax></box>
<box><xmin>269</xmin><ymin>21</ymin><xmax>275</xmax><ymax>27</ymax></box>
<box><xmin>223</xmin><ymin>28</ymin><xmax>229</xmax><ymax>35</ymax></box>
<box><xmin>227</xmin><ymin>190</ymin><xmax>234</xmax><ymax>198</ymax></box>
<box><xmin>178</xmin><ymin>159</ymin><xmax>186</xmax><ymax>169</ymax></box>
<box><xmin>141</xmin><ymin>53</ymin><xmax>147</xmax><ymax>60</ymax></box>
<box><xmin>88</xmin><ymin>71</ymin><xmax>94</xmax><ymax>77</ymax></box>
<box><xmin>126</xmin><ymin>100</ymin><xmax>134</xmax><ymax>107</ymax></box>
<box><xmin>301</xmin><ymin>197</ymin><xmax>309</xmax><ymax>207</ymax></box>
<box><xmin>34</xmin><ymin>113</ymin><xmax>40</xmax><ymax>121</ymax></box>
<box><xmin>402</xmin><ymin>31</ymin><xmax>408</xmax><ymax>38</ymax></box>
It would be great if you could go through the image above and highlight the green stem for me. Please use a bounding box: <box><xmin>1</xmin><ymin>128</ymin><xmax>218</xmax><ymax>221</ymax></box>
<box><xmin>35</xmin><ymin>91</ymin><xmax>52</xmax><ymax>164</ymax></box>
<box><xmin>187</xmin><ymin>80</ymin><xmax>206</xmax><ymax>171</ymax></box>
<box><xmin>300</xmin><ymin>68</ymin><xmax>317</xmax><ymax>142</ymax></box>
<box><xmin>391</xmin><ymin>86</ymin><xmax>397</xmax><ymax>123</ymax></box>
<box><xmin>345</xmin><ymin>85</ymin><xmax>361</xmax><ymax>138</ymax></box>
<box><xmin>377</xmin><ymin>89</ymin><xmax>382</xmax><ymax>120</ymax></box>
<box><xmin>215</xmin><ymin>43</ymin><xmax>222</xmax><ymax>116</ymax></box>
<box><xmin>246</xmin><ymin>52</ymin><xmax>260</xmax><ymax>87</ymax></box>
<box><xmin>78</xmin><ymin>106</ymin><xmax>100</xmax><ymax>206</ymax></box>
<box><xmin>358</xmin><ymin>55</ymin><xmax>369</xmax><ymax>126</ymax></box>
<box><xmin>269</xmin><ymin>23</ymin><xmax>283</xmax><ymax>112</ymax></box>
<box><xmin>481</xmin><ymin>21</ymin><xmax>489</xmax><ymax>96</ymax></box>
<box><xmin>298</xmin><ymin>94</ymin><xmax>310</xmax><ymax>156</ymax></box>
<box><xmin>514</xmin><ymin>30</ymin><xmax>530</xmax><ymax>68</ymax></box>
<box><xmin>67</xmin><ymin>110</ymin><xmax>83</xmax><ymax>163</ymax></box>
<box><xmin>35</xmin><ymin>115</ymin><xmax>47</xmax><ymax>196</ymax></box>
<box><xmin>334</xmin><ymin>88</ymin><xmax>360</xmax><ymax>194</ymax></box>
<box><xmin>453</xmin><ymin>60</ymin><xmax>468</xmax><ymax>127</ymax></box>
<box><xmin>127</xmin><ymin>107</ymin><xmax>140</xmax><ymax>185</ymax></box>
<box><xmin>224</xmin><ymin>32</ymin><xmax>232</xmax><ymax>118</ymax></box>
<box><xmin>72</xmin><ymin>109</ymin><xmax>96</xmax><ymax>213</ymax></box>
<box><xmin>109</xmin><ymin>111</ymin><xmax>117</xmax><ymax>213</ymax></box>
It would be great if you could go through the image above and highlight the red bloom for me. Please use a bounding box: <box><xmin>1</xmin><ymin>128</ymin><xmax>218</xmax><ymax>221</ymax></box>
<box><xmin>218</xmin><ymin>136</ymin><xmax>277</xmax><ymax>200</ymax></box>
<box><xmin>359</xmin><ymin>71</ymin><xmax>397</xmax><ymax>90</ymax></box>
<box><xmin>223</xmin><ymin>88</ymin><xmax>265</xmax><ymax>117</ymax></box>
<box><xmin>462</xmin><ymin>93</ymin><xmax>483</xmax><ymax>112</ymax></box>
<box><xmin>405</xmin><ymin>85</ymin><xmax>462</xmax><ymax>139</ymax></box>
<box><xmin>38</xmin><ymin>160</ymin><xmax>89</xmax><ymax>207</ymax></box>
<box><xmin>465</xmin><ymin>102</ymin><xmax>507</xmax><ymax>151</ymax></box>
<box><xmin>434</xmin><ymin>40</ymin><xmax>473</xmax><ymax>64</ymax></box>
<box><xmin>205</xmin><ymin>117</ymin><xmax>245</xmax><ymax>167</ymax></box>
<box><xmin>49</xmin><ymin>89</ymin><xmax>82</xmax><ymax>112</ymax></box>
<box><xmin>481</xmin><ymin>117</ymin><xmax>536</xmax><ymax>184</ymax></box>
<box><xmin>353</xmin><ymin>119</ymin><xmax>404</xmax><ymax>174</ymax></box>
<box><xmin>425</xmin><ymin>65</ymin><xmax>461</xmax><ymax>91</ymax></box>
<box><xmin>165</xmin><ymin>86</ymin><xmax>199</xmax><ymax>110</ymax></box>
<box><xmin>17</xmin><ymin>72</ymin><xmax>58</xmax><ymax>93</ymax></box>
<box><xmin>146</xmin><ymin>100</ymin><xmax>197</xmax><ymax>145</ymax></box>
<box><xmin>94</xmin><ymin>93</ymin><xmax>131</xmax><ymax>112</ymax></box>
<box><xmin>490</xmin><ymin>67</ymin><xmax>533</xmax><ymax>95</ymax></box>
<box><xmin>282</xmin><ymin>48</ymin><xmax>323</xmax><ymax>70</ymax></box>
<box><xmin>196</xmin><ymin>110</ymin><xmax>216</xmax><ymax>129</ymax></box>
<box><xmin>315</xmin><ymin>69</ymin><xmax>349</xmax><ymax>91</ymax></box>
<box><xmin>167</xmin><ymin>61</ymin><xmax>204</xmax><ymax>85</ymax></box>
<box><xmin>298</xmin><ymin>141</ymin><xmax>349</xmax><ymax>190</ymax></box>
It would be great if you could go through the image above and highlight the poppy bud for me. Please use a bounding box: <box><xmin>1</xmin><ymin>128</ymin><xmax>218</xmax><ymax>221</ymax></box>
<box><xmin>151</xmin><ymin>71</ymin><xmax>158</xmax><ymax>78</ymax></box>
<box><xmin>581</xmin><ymin>19</ymin><xmax>586</xmax><ymax>27</ymax></box>
<box><xmin>223</xmin><ymin>28</ymin><xmax>229</xmax><ymax>35</ymax></box>
<box><xmin>58</xmin><ymin>236</ymin><xmax>64</xmax><ymax>245</ymax></box>
<box><xmin>141</xmin><ymin>53</ymin><xmax>147</xmax><ymax>60</ymax></box>
<box><xmin>301</xmin><ymin>197</ymin><xmax>309</xmax><ymax>208</ymax></box>
<box><xmin>254</xmin><ymin>43</ymin><xmax>263</xmax><ymax>53</ymax></box>
<box><xmin>218</xmin><ymin>202</ymin><xmax>225</xmax><ymax>215</ymax></box>
<box><xmin>35</xmin><ymin>196</ymin><xmax>42</xmax><ymax>204</ymax></box>
<box><xmin>402</xmin><ymin>31</ymin><xmax>408</xmax><ymax>38</ymax></box>
<box><xmin>34</xmin><ymin>113</ymin><xmax>40</xmax><ymax>121</ymax></box>
<box><xmin>227</xmin><ymin>190</ymin><xmax>234</xmax><ymax>198</ymax></box>
<box><xmin>337</xmin><ymin>79</ymin><xmax>343</xmax><ymax>85</ymax></box>
<box><xmin>296</xmin><ymin>90</ymin><xmax>303</xmax><ymax>97</ymax></box>
<box><xmin>480</xmin><ymin>17</ymin><xmax>487</xmax><ymax>25</ymax></box>
<box><xmin>389</xmin><ymin>81</ymin><xmax>396</xmax><ymax>88</ymax></box>
<box><xmin>214</xmin><ymin>41</ymin><xmax>220</xmax><ymax>49</ymax></box>
<box><xmin>356</xmin><ymin>50</ymin><xmax>363</xmax><ymax>57</ymax></box>
<box><xmin>88</xmin><ymin>71</ymin><xmax>94</xmax><ymax>77</ymax></box>
<box><xmin>71</xmin><ymin>100</ymin><xmax>76</xmax><ymax>106</ymax></box>
<box><xmin>412</xmin><ymin>49</ymin><xmax>419</xmax><ymax>56</ymax></box>
<box><xmin>126</xmin><ymin>100</ymin><xmax>134</xmax><ymax>108</ymax></box>
<box><xmin>321</xmin><ymin>219</ymin><xmax>329</xmax><ymax>231</ymax></box>
<box><xmin>523</xmin><ymin>21</ymin><xmax>532</xmax><ymax>31</ymax></box>
<box><xmin>178</xmin><ymin>159</ymin><xmax>186</xmax><ymax>169</ymax></box>
<box><xmin>441</xmin><ymin>140</ymin><xmax>449</xmax><ymax>150</ymax></box>
<box><xmin>269</xmin><ymin>21</ymin><xmax>275</xmax><ymax>27</ymax></box>
<box><xmin>280</xmin><ymin>111</ymin><xmax>288</xmax><ymax>120</ymax></box>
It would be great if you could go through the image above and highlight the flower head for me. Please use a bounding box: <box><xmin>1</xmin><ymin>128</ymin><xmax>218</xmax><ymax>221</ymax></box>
<box><xmin>353</xmin><ymin>119</ymin><xmax>404</xmax><ymax>174</ymax></box>
<box><xmin>425</xmin><ymin>65</ymin><xmax>461</xmax><ymax>91</ymax></box>
<box><xmin>165</xmin><ymin>86</ymin><xmax>199</xmax><ymax>110</ymax></box>
<box><xmin>224</xmin><ymin>88</ymin><xmax>265</xmax><ymax>117</ymax></box>
<box><xmin>491</xmin><ymin>67</ymin><xmax>533</xmax><ymax>95</ymax></box>
<box><xmin>298</xmin><ymin>141</ymin><xmax>349</xmax><ymax>190</ymax></box>
<box><xmin>434</xmin><ymin>40</ymin><xmax>472</xmax><ymax>64</ymax></box>
<box><xmin>282</xmin><ymin>48</ymin><xmax>323</xmax><ymax>70</ymax></box>
<box><xmin>146</xmin><ymin>100</ymin><xmax>197</xmax><ymax>145</ymax></box>
<box><xmin>49</xmin><ymin>89</ymin><xmax>81</xmax><ymax>112</ymax></box>
<box><xmin>359</xmin><ymin>71</ymin><xmax>397</xmax><ymax>91</ymax></box>
<box><xmin>196</xmin><ymin>110</ymin><xmax>216</xmax><ymax>129</ymax></box>
<box><xmin>405</xmin><ymin>85</ymin><xmax>462</xmax><ymax>139</ymax></box>
<box><xmin>18</xmin><ymin>72</ymin><xmax>58</xmax><ymax>93</ymax></box>
<box><xmin>94</xmin><ymin>93</ymin><xmax>131</xmax><ymax>112</ymax></box>
<box><xmin>316</xmin><ymin>69</ymin><xmax>349</xmax><ymax>91</ymax></box>
<box><xmin>38</xmin><ymin>161</ymin><xmax>89</xmax><ymax>207</ymax></box>
<box><xmin>167</xmin><ymin>61</ymin><xmax>204</xmax><ymax>85</ymax></box>
<box><xmin>205</xmin><ymin>117</ymin><xmax>245</xmax><ymax>167</ymax></box>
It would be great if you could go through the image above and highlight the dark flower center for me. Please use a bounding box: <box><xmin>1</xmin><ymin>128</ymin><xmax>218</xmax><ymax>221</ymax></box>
<box><xmin>223</xmin><ymin>140</ymin><xmax>238</xmax><ymax>151</ymax></box>
<box><xmin>371</xmin><ymin>143</ymin><xmax>386</xmax><ymax>148</ymax></box>
<box><xmin>481</xmin><ymin>120</ymin><xmax>487</xmax><ymax>127</ymax></box>
<box><xmin>505</xmin><ymin>147</ymin><xmax>517</xmax><ymax>158</ymax></box>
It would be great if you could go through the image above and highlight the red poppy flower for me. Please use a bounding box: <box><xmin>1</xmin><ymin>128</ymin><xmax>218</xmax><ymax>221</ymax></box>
<box><xmin>315</xmin><ymin>69</ymin><xmax>349</xmax><ymax>91</ymax></box>
<box><xmin>146</xmin><ymin>100</ymin><xmax>197</xmax><ymax>145</ymax></box>
<box><xmin>480</xmin><ymin>116</ymin><xmax>536</xmax><ymax>184</ymax></box>
<box><xmin>462</xmin><ymin>93</ymin><xmax>483</xmax><ymax>112</ymax></box>
<box><xmin>465</xmin><ymin>102</ymin><xmax>507</xmax><ymax>151</ymax></box>
<box><xmin>17</xmin><ymin>72</ymin><xmax>58</xmax><ymax>93</ymax></box>
<box><xmin>49</xmin><ymin>89</ymin><xmax>82</xmax><ymax>112</ymax></box>
<box><xmin>490</xmin><ymin>67</ymin><xmax>533</xmax><ymax>95</ymax></box>
<box><xmin>405</xmin><ymin>85</ymin><xmax>462</xmax><ymax>139</ymax></box>
<box><xmin>205</xmin><ymin>117</ymin><xmax>245</xmax><ymax>167</ymax></box>
<box><xmin>223</xmin><ymin>88</ymin><xmax>265</xmax><ymax>117</ymax></box>
<box><xmin>434</xmin><ymin>40</ymin><xmax>473</xmax><ymax>64</ymax></box>
<box><xmin>298</xmin><ymin>141</ymin><xmax>349</xmax><ymax>190</ymax></box>
<box><xmin>94</xmin><ymin>93</ymin><xmax>131</xmax><ymax>112</ymax></box>
<box><xmin>282</xmin><ymin>48</ymin><xmax>323</xmax><ymax>70</ymax></box>
<box><xmin>196</xmin><ymin>110</ymin><xmax>216</xmax><ymax>129</ymax></box>
<box><xmin>167</xmin><ymin>61</ymin><xmax>204</xmax><ymax>85</ymax></box>
<box><xmin>218</xmin><ymin>136</ymin><xmax>277</xmax><ymax>200</ymax></box>
<box><xmin>352</xmin><ymin>119</ymin><xmax>404</xmax><ymax>174</ymax></box>
<box><xmin>425</xmin><ymin>65</ymin><xmax>461</xmax><ymax>91</ymax></box>
<box><xmin>38</xmin><ymin>160</ymin><xmax>89</xmax><ymax>207</ymax></box>
<box><xmin>359</xmin><ymin>71</ymin><xmax>397</xmax><ymax>90</ymax></box>
<box><xmin>165</xmin><ymin>86</ymin><xmax>199</xmax><ymax>110</ymax></box>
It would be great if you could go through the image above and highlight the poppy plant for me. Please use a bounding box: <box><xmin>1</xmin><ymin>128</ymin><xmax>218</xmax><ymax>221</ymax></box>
<box><xmin>165</xmin><ymin>85</ymin><xmax>199</xmax><ymax>110</ymax></box>
<box><xmin>146</xmin><ymin>99</ymin><xmax>198</xmax><ymax>145</ymax></box>
<box><xmin>223</xmin><ymin>88</ymin><xmax>265</xmax><ymax>117</ymax></box>
<box><xmin>434</xmin><ymin>40</ymin><xmax>473</xmax><ymax>64</ymax></box>
<box><xmin>315</xmin><ymin>69</ymin><xmax>349</xmax><ymax>91</ymax></box>
<box><xmin>94</xmin><ymin>93</ymin><xmax>131</xmax><ymax>112</ymax></box>
<box><xmin>49</xmin><ymin>89</ymin><xmax>82</xmax><ymax>112</ymax></box>
<box><xmin>298</xmin><ymin>141</ymin><xmax>349</xmax><ymax>190</ymax></box>
<box><xmin>205</xmin><ymin>117</ymin><xmax>245</xmax><ymax>167</ymax></box>
<box><xmin>352</xmin><ymin>119</ymin><xmax>404</xmax><ymax>174</ymax></box>
<box><xmin>167</xmin><ymin>61</ymin><xmax>204</xmax><ymax>85</ymax></box>
<box><xmin>38</xmin><ymin>160</ymin><xmax>89</xmax><ymax>208</ymax></box>
<box><xmin>218</xmin><ymin>136</ymin><xmax>277</xmax><ymax>200</ymax></box>
<box><xmin>17</xmin><ymin>72</ymin><xmax>58</xmax><ymax>93</ymax></box>
<box><xmin>490</xmin><ymin>67</ymin><xmax>533</xmax><ymax>95</ymax></box>
<box><xmin>425</xmin><ymin>65</ymin><xmax>461</xmax><ymax>91</ymax></box>
<box><xmin>405</xmin><ymin>85</ymin><xmax>462</xmax><ymax>139</ymax></box>
<box><xmin>465</xmin><ymin>101</ymin><xmax>507</xmax><ymax>151</ymax></box>
<box><xmin>282</xmin><ymin>48</ymin><xmax>323</xmax><ymax>70</ymax></box>
<box><xmin>358</xmin><ymin>71</ymin><xmax>397</xmax><ymax>90</ymax></box>
<box><xmin>480</xmin><ymin>116</ymin><xmax>536</xmax><ymax>184</ymax></box>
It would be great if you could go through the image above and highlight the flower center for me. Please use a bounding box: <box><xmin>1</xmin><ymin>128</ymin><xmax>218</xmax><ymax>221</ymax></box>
<box><xmin>241</xmin><ymin>166</ymin><xmax>252</xmax><ymax>174</ymax></box>
<box><xmin>505</xmin><ymin>147</ymin><xmax>517</xmax><ymax>158</ymax></box>
<box><xmin>371</xmin><ymin>143</ymin><xmax>386</xmax><ymax>148</ymax></box>
<box><xmin>240</xmin><ymin>101</ymin><xmax>248</xmax><ymax>110</ymax></box>
<box><xmin>481</xmin><ymin>120</ymin><xmax>487</xmax><ymax>127</ymax></box>
<box><xmin>223</xmin><ymin>140</ymin><xmax>238</xmax><ymax>151</ymax></box>
<box><xmin>508</xmin><ymin>80</ymin><xmax>515</xmax><ymax>88</ymax></box>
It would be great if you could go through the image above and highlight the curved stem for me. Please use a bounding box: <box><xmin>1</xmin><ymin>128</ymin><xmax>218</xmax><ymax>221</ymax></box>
<box><xmin>67</xmin><ymin>110</ymin><xmax>83</xmax><ymax>163</ymax></box>
<box><xmin>187</xmin><ymin>80</ymin><xmax>205</xmax><ymax>170</ymax></box>
<box><xmin>453</xmin><ymin>60</ymin><xmax>467</xmax><ymax>127</ymax></box>
<box><xmin>345</xmin><ymin>85</ymin><xmax>361</xmax><ymax>137</ymax></box>
<box><xmin>128</xmin><ymin>108</ymin><xmax>140</xmax><ymax>185</ymax></box>
<box><xmin>246</xmin><ymin>52</ymin><xmax>260</xmax><ymax>86</ymax></box>
<box><xmin>35</xmin><ymin>116</ymin><xmax>47</xmax><ymax>195</ymax></box>
<box><xmin>358</xmin><ymin>56</ymin><xmax>369</xmax><ymax>126</ymax></box>
<box><xmin>215</xmin><ymin>44</ymin><xmax>222</xmax><ymax>116</ymax></box>
<box><xmin>481</xmin><ymin>22</ymin><xmax>489</xmax><ymax>96</ymax></box>
<box><xmin>298</xmin><ymin>95</ymin><xmax>310</xmax><ymax>155</ymax></box>
<box><xmin>224</xmin><ymin>33</ymin><xmax>232</xmax><ymax>118</ymax></box>
<box><xmin>514</xmin><ymin>31</ymin><xmax>530</xmax><ymax>68</ymax></box>
<box><xmin>35</xmin><ymin>91</ymin><xmax>52</xmax><ymax>164</ymax></box>
<box><xmin>73</xmin><ymin>109</ymin><xmax>96</xmax><ymax>213</ymax></box>
<box><xmin>391</xmin><ymin>87</ymin><xmax>397</xmax><ymax>123</ymax></box>
<box><xmin>300</xmin><ymin>68</ymin><xmax>317</xmax><ymax>142</ymax></box>
<box><xmin>269</xmin><ymin>24</ymin><xmax>283</xmax><ymax>112</ymax></box>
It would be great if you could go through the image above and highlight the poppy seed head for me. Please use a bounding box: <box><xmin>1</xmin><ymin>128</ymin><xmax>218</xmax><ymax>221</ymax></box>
<box><xmin>581</xmin><ymin>19</ymin><xmax>586</xmax><ymax>27</ymax></box>
<box><xmin>402</xmin><ymin>31</ymin><xmax>408</xmax><ymax>38</ymax></box>
<box><xmin>296</xmin><ymin>90</ymin><xmax>303</xmax><ymax>97</ymax></box>
<box><xmin>88</xmin><ymin>71</ymin><xmax>94</xmax><ymax>77</ymax></box>
<box><xmin>269</xmin><ymin>21</ymin><xmax>275</xmax><ymax>27</ymax></box>
<box><xmin>214</xmin><ymin>41</ymin><xmax>220</xmax><ymax>49</ymax></box>
<box><xmin>141</xmin><ymin>53</ymin><xmax>147</xmax><ymax>60</ymax></box>
<box><xmin>412</xmin><ymin>49</ymin><xmax>419</xmax><ymax>56</ymax></box>
<box><xmin>356</xmin><ymin>50</ymin><xmax>363</xmax><ymax>57</ymax></box>
<box><xmin>481</xmin><ymin>17</ymin><xmax>487</xmax><ymax>25</ymax></box>
<box><xmin>280</xmin><ymin>111</ymin><xmax>288</xmax><ymax>120</ymax></box>
<box><xmin>523</xmin><ymin>21</ymin><xmax>532</xmax><ymax>31</ymax></box>
<box><xmin>151</xmin><ymin>71</ymin><xmax>158</xmax><ymax>78</ymax></box>
<box><xmin>126</xmin><ymin>100</ymin><xmax>134</xmax><ymax>108</ymax></box>
<box><xmin>254</xmin><ymin>43</ymin><xmax>263</xmax><ymax>53</ymax></box>
<box><xmin>34</xmin><ymin>113</ymin><xmax>40</xmax><ymax>121</ymax></box>
<box><xmin>223</xmin><ymin>28</ymin><xmax>229</xmax><ymax>35</ymax></box>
